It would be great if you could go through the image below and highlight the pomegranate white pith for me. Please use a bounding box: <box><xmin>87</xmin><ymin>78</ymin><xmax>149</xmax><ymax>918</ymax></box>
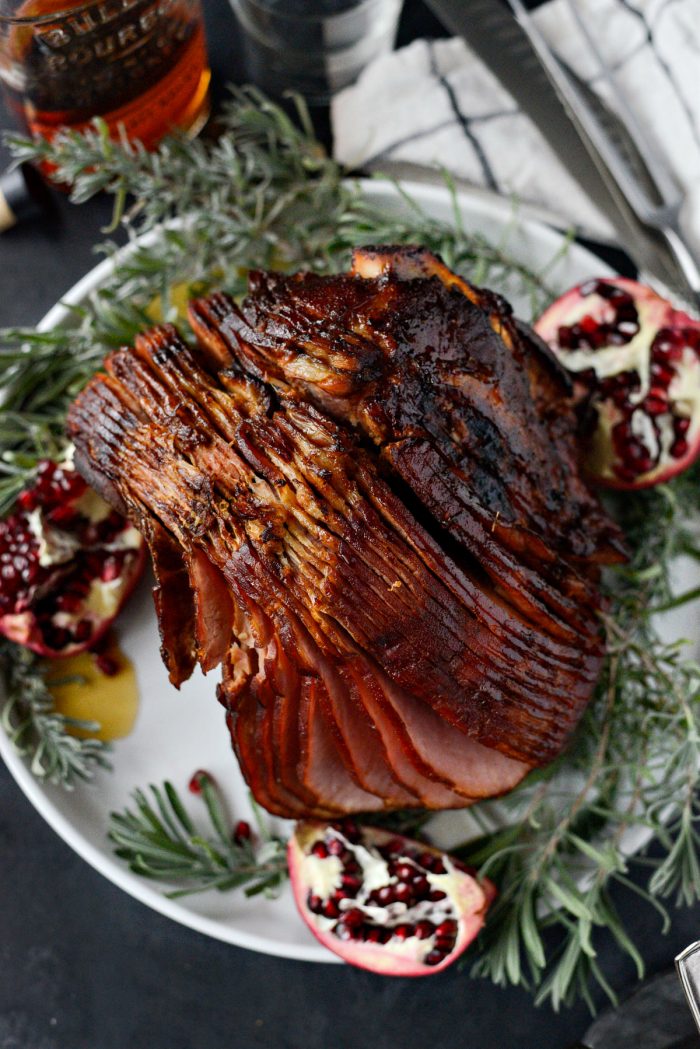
<box><xmin>535</xmin><ymin>278</ymin><xmax>700</xmax><ymax>489</ymax></box>
<box><xmin>288</xmin><ymin>821</ymin><xmax>493</xmax><ymax>976</ymax></box>
<box><xmin>0</xmin><ymin>458</ymin><xmax>145</xmax><ymax>657</ymax></box>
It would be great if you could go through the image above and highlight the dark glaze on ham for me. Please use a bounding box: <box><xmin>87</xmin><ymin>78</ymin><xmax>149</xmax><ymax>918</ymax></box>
<box><xmin>67</xmin><ymin>247</ymin><xmax>625</xmax><ymax>818</ymax></box>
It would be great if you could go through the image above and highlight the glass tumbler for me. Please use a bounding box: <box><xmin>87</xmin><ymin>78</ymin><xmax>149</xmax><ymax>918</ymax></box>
<box><xmin>0</xmin><ymin>0</ymin><xmax>211</xmax><ymax>149</ymax></box>
<box><xmin>230</xmin><ymin>0</ymin><xmax>403</xmax><ymax>105</ymax></box>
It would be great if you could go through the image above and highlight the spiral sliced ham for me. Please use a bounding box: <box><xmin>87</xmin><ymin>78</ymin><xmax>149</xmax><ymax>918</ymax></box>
<box><xmin>67</xmin><ymin>247</ymin><xmax>624</xmax><ymax>818</ymax></box>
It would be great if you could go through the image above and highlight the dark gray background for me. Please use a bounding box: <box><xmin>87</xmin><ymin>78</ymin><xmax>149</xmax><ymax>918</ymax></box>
<box><xmin>1</xmin><ymin>2</ymin><xmax>698</xmax><ymax>1047</ymax></box>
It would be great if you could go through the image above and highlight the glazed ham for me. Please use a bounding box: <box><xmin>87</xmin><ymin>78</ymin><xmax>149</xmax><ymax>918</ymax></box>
<box><xmin>67</xmin><ymin>247</ymin><xmax>624</xmax><ymax>818</ymax></box>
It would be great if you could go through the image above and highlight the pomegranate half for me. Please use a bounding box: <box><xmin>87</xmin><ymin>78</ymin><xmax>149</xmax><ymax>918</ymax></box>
<box><xmin>535</xmin><ymin>278</ymin><xmax>700</xmax><ymax>489</ymax></box>
<box><xmin>0</xmin><ymin>458</ymin><xmax>145</xmax><ymax>658</ymax></box>
<box><xmin>288</xmin><ymin>820</ymin><xmax>493</xmax><ymax>976</ymax></box>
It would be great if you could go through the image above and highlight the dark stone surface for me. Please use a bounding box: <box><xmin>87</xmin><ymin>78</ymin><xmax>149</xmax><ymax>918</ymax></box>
<box><xmin>0</xmin><ymin>2</ymin><xmax>697</xmax><ymax>1047</ymax></box>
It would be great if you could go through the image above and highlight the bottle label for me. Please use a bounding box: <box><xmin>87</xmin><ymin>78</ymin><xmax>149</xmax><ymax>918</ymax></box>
<box><xmin>27</xmin><ymin>24</ymin><xmax>210</xmax><ymax>150</ymax></box>
<box><xmin>7</xmin><ymin>0</ymin><xmax>203</xmax><ymax>118</ymax></box>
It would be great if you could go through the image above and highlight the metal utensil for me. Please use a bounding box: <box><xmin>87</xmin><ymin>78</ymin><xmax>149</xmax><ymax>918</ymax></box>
<box><xmin>423</xmin><ymin>0</ymin><xmax>700</xmax><ymax>309</ymax></box>
<box><xmin>676</xmin><ymin>942</ymin><xmax>700</xmax><ymax>1034</ymax></box>
<box><xmin>508</xmin><ymin>0</ymin><xmax>700</xmax><ymax>309</ymax></box>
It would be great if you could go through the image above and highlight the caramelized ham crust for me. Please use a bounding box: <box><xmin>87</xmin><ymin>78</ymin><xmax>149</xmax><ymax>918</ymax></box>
<box><xmin>67</xmin><ymin>247</ymin><xmax>624</xmax><ymax>818</ymax></box>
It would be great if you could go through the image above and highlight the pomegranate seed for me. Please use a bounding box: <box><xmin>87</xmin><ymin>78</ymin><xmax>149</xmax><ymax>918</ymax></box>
<box><xmin>424</xmin><ymin>949</ymin><xmax>446</xmax><ymax>966</ymax></box>
<box><xmin>333</xmin><ymin>922</ymin><xmax>354</xmax><ymax>941</ymax></box>
<box><xmin>394</xmin><ymin>883</ymin><xmax>413</xmax><ymax>905</ymax></box>
<box><xmin>341</xmin><ymin>874</ymin><xmax>361</xmax><ymax>893</ymax></box>
<box><xmin>311</xmin><ymin>841</ymin><xmax>328</xmax><ymax>859</ymax></box>
<box><xmin>342</xmin><ymin>908</ymin><xmax>365</xmax><ymax>928</ymax></box>
<box><xmin>376</xmin><ymin>886</ymin><xmax>394</xmax><ymax>905</ymax></box>
<box><xmin>625</xmin><ymin>440</ymin><xmax>651</xmax><ymax>464</ymax></box>
<box><xmin>650</xmin><ymin>362</ymin><xmax>675</xmax><ymax>387</ymax></box>
<box><xmin>411</xmin><ymin>876</ymin><xmax>430</xmax><ymax>898</ymax></box>
<box><xmin>366</xmin><ymin>927</ymin><xmax>384</xmax><ymax>944</ymax></box>
<box><xmin>307</xmin><ymin>894</ymin><xmax>323</xmax><ymax>914</ymax></box>
<box><xmin>46</xmin><ymin>627</ymin><xmax>71</xmax><ymax>651</ymax></box>
<box><xmin>73</xmin><ymin>619</ymin><xmax>93</xmax><ymax>643</ymax></box>
<box><xmin>429</xmin><ymin>890</ymin><xmax>447</xmax><ymax>902</ymax></box>
<box><xmin>392</xmin><ymin>925</ymin><xmax>412</xmax><ymax>940</ymax></box>
<box><xmin>436</xmin><ymin>920</ymin><xmax>458</xmax><ymax>938</ymax></box>
<box><xmin>56</xmin><ymin>592</ymin><xmax>81</xmax><ymax>614</ymax></box>
<box><xmin>394</xmin><ymin>863</ymin><xmax>415</xmax><ymax>881</ymax></box>
<box><xmin>613</xmin><ymin>463</ymin><xmax>638</xmax><ymax>482</ymax></box>
<box><xmin>675</xmin><ymin>417</ymin><xmax>691</xmax><ymax>435</ymax></box>
<box><xmin>635</xmin><ymin>457</ymin><xmax>655</xmax><ymax>474</ymax></box>
<box><xmin>340</xmin><ymin>820</ymin><xmax>360</xmax><ymax>842</ymax></box>
<box><xmin>95</xmin><ymin>653</ymin><xmax>118</xmax><ymax>676</ymax></box>
<box><xmin>188</xmin><ymin>769</ymin><xmax>214</xmax><ymax>794</ymax></box>
<box><xmin>17</xmin><ymin>490</ymin><xmax>37</xmax><ymax>511</ymax></box>
<box><xmin>671</xmin><ymin>438</ymin><xmax>689</xmax><ymax>459</ymax></box>
<box><xmin>597</xmin><ymin>282</ymin><xmax>622</xmax><ymax>300</ymax></box>
<box><xmin>323</xmin><ymin>900</ymin><xmax>340</xmax><ymax>920</ymax></box>
<box><xmin>414</xmin><ymin>920</ymin><xmax>435</xmax><ymax>940</ymax></box>
<box><xmin>327</xmin><ymin>837</ymin><xmax>346</xmax><ymax>857</ymax></box>
<box><xmin>557</xmin><ymin>325</ymin><xmax>574</xmax><ymax>348</ymax></box>
<box><xmin>435</xmin><ymin>940</ymin><xmax>456</xmax><ymax>956</ymax></box>
<box><xmin>644</xmin><ymin>395</ymin><xmax>667</xmax><ymax>416</ymax></box>
<box><xmin>580</xmin><ymin>314</ymin><xmax>598</xmax><ymax>334</ymax></box>
<box><xmin>233</xmin><ymin>820</ymin><xmax>251</xmax><ymax>844</ymax></box>
<box><xmin>47</xmin><ymin>505</ymin><xmax>78</xmax><ymax>527</ymax></box>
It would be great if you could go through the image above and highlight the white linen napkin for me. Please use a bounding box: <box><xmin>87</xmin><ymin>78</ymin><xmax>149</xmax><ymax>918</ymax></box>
<box><xmin>331</xmin><ymin>0</ymin><xmax>700</xmax><ymax>255</ymax></box>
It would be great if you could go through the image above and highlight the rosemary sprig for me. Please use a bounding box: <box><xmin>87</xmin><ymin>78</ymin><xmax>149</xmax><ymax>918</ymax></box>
<box><xmin>0</xmin><ymin>640</ymin><xmax>111</xmax><ymax>788</ymax></box>
<box><xmin>109</xmin><ymin>774</ymin><xmax>287</xmax><ymax>899</ymax></box>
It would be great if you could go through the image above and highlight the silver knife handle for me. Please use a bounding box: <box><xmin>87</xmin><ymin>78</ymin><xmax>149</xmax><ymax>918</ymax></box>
<box><xmin>675</xmin><ymin>942</ymin><xmax>700</xmax><ymax>1033</ymax></box>
<box><xmin>660</xmin><ymin>227</ymin><xmax>700</xmax><ymax>313</ymax></box>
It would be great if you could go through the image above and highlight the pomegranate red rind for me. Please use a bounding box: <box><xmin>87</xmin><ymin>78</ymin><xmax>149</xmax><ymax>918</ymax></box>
<box><xmin>535</xmin><ymin>278</ymin><xmax>700</xmax><ymax>489</ymax></box>
<box><xmin>0</xmin><ymin>459</ymin><xmax>145</xmax><ymax>658</ymax></box>
<box><xmin>288</xmin><ymin>820</ymin><xmax>493</xmax><ymax>976</ymax></box>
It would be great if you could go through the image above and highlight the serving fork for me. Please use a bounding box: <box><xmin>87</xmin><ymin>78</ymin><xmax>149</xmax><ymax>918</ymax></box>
<box><xmin>508</xmin><ymin>0</ymin><xmax>700</xmax><ymax>310</ymax></box>
<box><xmin>426</xmin><ymin>0</ymin><xmax>700</xmax><ymax>311</ymax></box>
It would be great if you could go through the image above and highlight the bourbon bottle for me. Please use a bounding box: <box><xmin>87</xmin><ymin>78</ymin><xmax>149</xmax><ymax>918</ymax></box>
<box><xmin>0</xmin><ymin>0</ymin><xmax>211</xmax><ymax>149</ymax></box>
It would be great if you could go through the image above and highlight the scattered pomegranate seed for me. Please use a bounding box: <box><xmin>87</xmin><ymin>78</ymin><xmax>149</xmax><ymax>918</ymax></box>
<box><xmin>94</xmin><ymin>652</ymin><xmax>119</xmax><ymax>676</ymax></box>
<box><xmin>188</xmin><ymin>769</ymin><xmax>215</xmax><ymax>795</ymax></box>
<box><xmin>233</xmin><ymin>820</ymin><xmax>251</xmax><ymax>845</ymax></box>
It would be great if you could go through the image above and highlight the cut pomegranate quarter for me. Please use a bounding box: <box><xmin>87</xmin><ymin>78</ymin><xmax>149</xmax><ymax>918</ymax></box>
<box><xmin>288</xmin><ymin>821</ymin><xmax>494</xmax><ymax>976</ymax></box>
<box><xmin>535</xmin><ymin>278</ymin><xmax>700</xmax><ymax>489</ymax></box>
<box><xmin>0</xmin><ymin>459</ymin><xmax>145</xmax><ymax>658</ymax></box>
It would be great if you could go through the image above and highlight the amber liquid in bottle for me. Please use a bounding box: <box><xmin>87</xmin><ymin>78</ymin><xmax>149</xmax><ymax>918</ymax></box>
<box><xmin>0</xmin><ymin>0</ymin><xmax>211</xmax><ymax>148</ymax></box>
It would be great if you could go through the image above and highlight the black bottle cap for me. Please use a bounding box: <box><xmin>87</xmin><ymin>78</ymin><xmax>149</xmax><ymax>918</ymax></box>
<box><xmin>0</xmin><ymin>163</ymin><xmax>53</xmax><ymax>232</ymax></box>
